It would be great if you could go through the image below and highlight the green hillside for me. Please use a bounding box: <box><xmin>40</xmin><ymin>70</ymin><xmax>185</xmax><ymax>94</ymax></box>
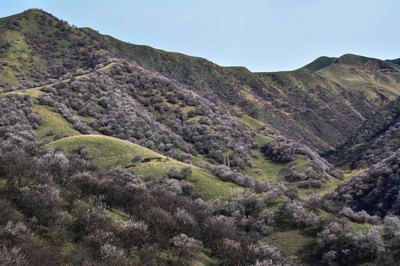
<box><xmin>46</xmin><ymin>135</ymin><xmax>244</xmax><ymax>199</ymax></box>
<box><xmin>1</xmin><ymin>9</ymin><xmax>400</xmax><ymax>265</ymax></box>
<box><xmin>0</xmin><ymin>9</ymin><xmax>110</xmax><ymax>90</ymax></box>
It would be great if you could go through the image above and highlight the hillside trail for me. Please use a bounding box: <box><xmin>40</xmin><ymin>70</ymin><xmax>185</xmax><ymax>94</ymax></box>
<box><xmin>0</xmin><ymin>62</ymin><xmax>116</xmax><ymax>99</ymax></box>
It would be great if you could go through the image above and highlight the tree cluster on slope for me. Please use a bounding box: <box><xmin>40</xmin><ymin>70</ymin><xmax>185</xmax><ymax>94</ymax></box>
<box><xmin>0</xmin><ymin>140</ymin><xmax>294</xmax><ymax>265</ymax></box>
<box><xmin>262</xmin><ymin>136</ymin><xmax>341</xmax><ymax>188</ymax></box>
<box><xmin>328</xmin><ymin>149</ymin><xmax>400</xmax><ymax>217</ymax></box>
<box><xmin>39</xmin><ymin>61</ymin><xmax>256</xmax><ymax>168</ymax></box>
<box><xmin>353</xmin><ymin>121</ymin><xmax>400</xmax><ymax>168</ymax></box>
<box><xmin>0</xmin><ymin>94</ymin><xmax>41</xmax><ymax>143</ymax></box>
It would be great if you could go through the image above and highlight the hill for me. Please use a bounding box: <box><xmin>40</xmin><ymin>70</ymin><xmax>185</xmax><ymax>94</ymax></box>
<box><xmin>0</xmin><ymin>9</ymin><xmax>110</xmax><ymax>91</ymax></box>
<box><xmin>109</xmin><ymin>34</ymin><xmax>400</xmax><ymax>152</ymax></box>
<box><xmin>46</xmin><ymin>135</ymin><xmax>244</xmax><ymax>199</ymax></box>
<box><xmin>3</xmin><ymin>9</ymin><xmax>400</xmax><ymax>155</ymax></box>
<box><xmin>1</xmin><ymin>8</ymin><xmax>400</xmax><ymax>265</ymax></box>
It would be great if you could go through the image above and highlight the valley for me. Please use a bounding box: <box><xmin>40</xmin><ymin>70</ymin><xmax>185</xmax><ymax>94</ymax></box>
<box><xmin>0</xmin><ymin>8</ymin><xmax>400</xmax><ymax>266</ymax></box>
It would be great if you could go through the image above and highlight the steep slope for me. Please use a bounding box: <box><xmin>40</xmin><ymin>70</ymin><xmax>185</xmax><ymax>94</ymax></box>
<box><xmin>46</xmin><ymin>135</ymin><xmax>244</xmax><ymax>199</ymax></box>
<box><xmin>260</xmin><ymin>54</ymin><xmax>400</xmax><ymax>149</ymax></box>
<box><xmin>109</xmin><ymin>36</ymin><xmax>342</xmax><ymax>151</ymax></box>
<box><xmin>317</xmin><ymin>54</ymin><xmax>400</xmax><ymax>102</ymax></box>
<box><xmin>329</xmin><ymin>149</ymin><xmax>400</xmax><ymax>217</ymax></box>
<box><xmin>108</xmin><ymin>35</ymin><xmax>400</xmax><ymax>152</ymax></box>
<box><xmin>336</xmin><ymin>97</ymin><xmax>400</xmax><ymax>168</ymax></box>
<box><xmin>38</xmin><ymin>60</ymin><xmax>257</xmax><ymax>168</ymax></box>
<box><xmin>0</xmin><ymin>81</ymin><xmax>246</xmax><ymax>201</ymax></box>
<box><xmin>0</xmin><ymin>9</ymin><xmax>110</xmax><ymax>90</ymax></box>
<box><xmin>302</xmin><ymin>56</ymin><xmax>337</xmax><ymax>71</ymax></box>
<box><xmin>387</xmin><ymin>58</ymin><xmax>400</xmax><ymax>66</ymax></box>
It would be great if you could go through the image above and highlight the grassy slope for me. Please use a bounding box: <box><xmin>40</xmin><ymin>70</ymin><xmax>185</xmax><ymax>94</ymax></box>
<box><xmin>46</xmin><ymin>135</ymin><xmax>164</xmax><ymax>168</ymax></box>
<box><xmin>238</xmin><ymin>113</ymin><xmax>287</xmax><ymax>184</ymax></box>
<box><xmin>238</xmin><ymin>111</ymin><xmax>375</xmax><ymax>261</ymax></box>
<box><xmin>0</xmin><ymin>10</ymin><xmax>50</xmax><ymax>89</ymax></box>
<box><xmin>46</xmin><ymin>135</ymin><xmax>244</xmax><ymax>199</ymax></box>
<box><xmin>1</xmin><ymin>57</ymin><xmax>244</xmax><ymax>200</ymax></box>
<box><xmin>239</xmin><ymin>113</ymin><xmax>354</xmax><ymax>204</ymax></box>
<box><xmin>269</xmin><ymin>229</ymin><xmax>315</xmax><ymax>260</ymax></box>
<box><xmin>3</xmin><ymin>10</ymin><xmax>398</xmax><ymax>157</ymax></box>
<box><xmin>34</xmin><ymin>105</ymin><xmax>81</xmax><ymax>141</ymax></box>
<box><xmin>0</xmin><ymin>9</ymin><xmax>112</xmax><ymax>90</ymax></box>
<box><xmin>318</xmin><ymin>55</ymin><xmax>400</xmax><ymax>100</ymax></box>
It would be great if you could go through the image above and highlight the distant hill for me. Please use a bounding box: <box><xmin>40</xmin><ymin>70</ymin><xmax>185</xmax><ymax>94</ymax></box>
<box><xmin>302</xmin><ymin>56</ymin><xmax>337</xmax><ymax>71</ymax></box>
<box><xmin>109</xmin><ymin>34</ymin><xmax>400</xmax><ymax>152</ymax></box>
<box><xmin>387</xmin><ymin>58</ymin><xmax>400</xmax><ymax>65</ymax></box>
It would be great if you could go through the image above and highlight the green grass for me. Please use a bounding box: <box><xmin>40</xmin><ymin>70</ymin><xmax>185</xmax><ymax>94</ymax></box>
<box><xmin>191</xmin><ymin>153</ymin><xmax>211</xmax><ymax>166</ymax></box>
<box><xmin>33</xmin><ymin>105</ymin><xmax>81</xmax><ymax>141</ymax></box>
<box><xmin>76</xmin><ymin>113</ymin><xmax>93</xmax><ymax>123</ymax></box>
<box><xmin>189</xmin><ymin>168</ymin><xmax>244</xmax><ymax>200</ymax></box>
<box><xmin>46</xmin><ymin>135</ymin><xmax>161</xmax><ymax>169</ymax></box>
<box><xmin>46</xmin><ymin>134</ymin><xmax>244</xmax><ymax>199</ymax></box>
<box><xmin>249</xmin><ymin>146</ymin><xmax>344</xmax><ymax>200</ymax></box>
<box><xmin>294</xmin><ymin>155</ymin><xmax>309</xmax><ymax>172</ymax></box>
<box><xmin>239</xmin><ymin>114</ymin><xmax>268</xmax><ymax>130</ymax></box>
<box><xmin>0</xmin><ymin>88</ymin><xmax>38</xmax><ymax>98</ymax></box>
<box><xmin>108</xmin><ymin>208</ymin><xmax>130</xmax><ymax>222</ymax></box>
<box><xmin>193</xmin><ymin>248</ymin><xmax>220</xmax><ymax>266</ymax></box>
<box><xmin>0</xmin><ymin>178</ymin><xmax>7</xmax><ymax>189</ymax></box>
<box><xmin>125</xmin><ymin>159</ymin><xmax>243</xmax><ymax>200</ymax></box>
<box><xmin>255</xmin><ymin>133</ymin><xmax>273</xmax><ymax>146</ymax></box>
<box><xmin>238</xmin><ymin>114</ymin><xmax>274</xmax><ymax>146</ymax></box>
<box><xmin>298</xmin><ymin>169</ymin><xmax>356</xmax><ymax>200</ymax></box>
<box><xmin>269</xmin><ymin>229</ymin><xmax>315</xmax><ymax>258</ymax></box>
<box><xmin>245</xmin><ymin>123</ymin><xmax>286</xmax><ymax>186</ymax></box>
<box><xmin>61</xmin><ymin>242</ymin><xmax>76</xmax><ymax>254</ymax></box>
<box><xmin>12</xmin><ymin>87</ymin><xmax>43</xmax><ymax>98</ymax></box>
<box><xmin>248</xmin><ymin>148</ymin><xmax>285</xmax><ymax>185</ymax></box>
<box><xmin>349</xmin><ymin>222</ymin><xmax>373</xmax><ymax>234</ymax></box>
<box><xmin>0</xmin><ymin>30</ymin><xmax>31</xmax><ymax>87</ymax></box>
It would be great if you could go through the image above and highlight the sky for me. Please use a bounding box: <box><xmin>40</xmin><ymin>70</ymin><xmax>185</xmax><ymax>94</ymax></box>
<box><xmin>0</xmin><ymin>0</ymin><xmax>399</xmax><ymax>72</ymax></box>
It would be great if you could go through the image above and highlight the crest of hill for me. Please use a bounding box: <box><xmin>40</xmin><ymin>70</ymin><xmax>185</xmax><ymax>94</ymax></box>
<box><xmin>0</xmin><ymin>8</ymin><xmax>110</xmax><ymax>90</ymax></box>
<box><xmin>302</xmin><ymin>54</ymin><xmax>399</xmax><ymax>72</ymax></box>
<box><xmin>302</xmin><ymin>56</ymin><xmax>337</xmax><ymax>71</ymax></box>
<box><xmin>387</xmin><ymin>58</ymin><xmax>400</xmax><ymax>65</ymax></box>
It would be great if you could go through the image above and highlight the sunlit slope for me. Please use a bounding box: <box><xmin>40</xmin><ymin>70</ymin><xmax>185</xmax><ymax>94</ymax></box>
<box><xmin>46</xmin><ymin>135</ymin><xmax>244</xmax><ymax>199</ymax></box>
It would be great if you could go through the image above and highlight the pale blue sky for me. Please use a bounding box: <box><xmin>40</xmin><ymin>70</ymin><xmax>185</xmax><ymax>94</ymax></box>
<box><xmin>0</xmin><ymin>0</ymin><xmax>399</xmax><ymax>72</ymax></box>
